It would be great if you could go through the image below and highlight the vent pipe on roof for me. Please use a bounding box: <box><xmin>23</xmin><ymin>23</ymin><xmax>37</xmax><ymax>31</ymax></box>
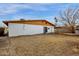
<box><xmin>20</xmin><ymin>19</ymin><xmax>25</xmax><ymax>21</ymax></box>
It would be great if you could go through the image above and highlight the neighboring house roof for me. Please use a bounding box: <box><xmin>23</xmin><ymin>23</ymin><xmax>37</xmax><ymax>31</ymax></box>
<box><xmin>3</xmin><ymin>20</ymin><xmax>54</xmax><ymax>26</ymax></box>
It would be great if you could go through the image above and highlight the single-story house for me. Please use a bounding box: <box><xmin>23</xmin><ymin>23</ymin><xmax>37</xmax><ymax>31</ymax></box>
<box><xmin>3</xmin><ymin>20</ymin><xmax>55</xmax><ymax>37</ymax></box>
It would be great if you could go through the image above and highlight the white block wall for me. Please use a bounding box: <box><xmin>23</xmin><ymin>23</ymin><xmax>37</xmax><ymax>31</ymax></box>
<box><xmin>8</xmin><ymin>23</ymin><xmax>54</xmax><ymax>37</ymax></box>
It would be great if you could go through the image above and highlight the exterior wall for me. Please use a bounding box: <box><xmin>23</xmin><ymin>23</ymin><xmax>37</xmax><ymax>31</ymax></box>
<box><xmin>55</xmin><ymin>28</ymin><xmax>71</xmax><ymax>33</ymax></box>
<box><xmin>75</xmin><ymin>26</ymin><xmax>79</xmax><ymax>34</ymax></box>
<box><xmin>23</xmin><ymin>24</ymin><xmax>44</xmax><ymax>35</ymax></box>
<box><xmin>75</xmin><ymin>30</ymin><xmax>79</xmax><ymax>34</ymax></box>
<box><xmin>46</xmin><ymin>26</ymin><xmax>54</xmax><ymax>33</ymax></box>
<box><xmin>8</xmin><ymin>23</ymin><xmax>54</xmax><ymax>37</ymax></box>
<box><xmin>8</xmin><ymin>23</ymin><xmax>24</xmax><ymax>37</ymax></box>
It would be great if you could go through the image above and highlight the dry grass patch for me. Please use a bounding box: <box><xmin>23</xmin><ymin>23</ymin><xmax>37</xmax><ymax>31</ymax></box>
<box><xmin>0</xmin><ymin>34</ymin><xmax>79</xmax><ymax>56</ymax></box>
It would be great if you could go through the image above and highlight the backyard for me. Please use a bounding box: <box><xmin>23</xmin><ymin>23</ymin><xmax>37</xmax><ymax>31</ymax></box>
<box><xmin>0</xmin><ymin>34</ymin><xmax>79</xmax><ymax>56</ymax></box>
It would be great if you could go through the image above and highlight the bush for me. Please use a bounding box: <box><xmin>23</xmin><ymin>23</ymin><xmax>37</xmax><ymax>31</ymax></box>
<box><xmin>0</xmin><ymin>27</ymin><xmax>4</xmax><ymax>36</ymax></box>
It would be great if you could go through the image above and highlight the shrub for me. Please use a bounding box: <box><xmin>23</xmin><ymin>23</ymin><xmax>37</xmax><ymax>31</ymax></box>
<box><xmin>0</xmin><ymin>27</ymin><xmax>4</xmax><ymax>36</ymax></box>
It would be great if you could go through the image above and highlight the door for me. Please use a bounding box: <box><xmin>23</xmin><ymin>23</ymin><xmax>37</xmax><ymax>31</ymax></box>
<box><xmin>43</xmin><ymin>27</ymin><xmax>48</xmax><ymax>34</ymax></box>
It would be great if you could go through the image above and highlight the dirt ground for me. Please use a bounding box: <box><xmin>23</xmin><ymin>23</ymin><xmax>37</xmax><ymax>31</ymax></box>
<box><xmin>0</xmin><ymin>34</ymin><xmax>79</xmax><ymax>56</ymax></box>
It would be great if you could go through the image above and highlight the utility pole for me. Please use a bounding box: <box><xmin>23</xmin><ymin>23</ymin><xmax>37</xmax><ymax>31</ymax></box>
<box><xmin>54</xmin><ymin>17</ymin><xmax>58</xmax><ymax>28</ymax></box>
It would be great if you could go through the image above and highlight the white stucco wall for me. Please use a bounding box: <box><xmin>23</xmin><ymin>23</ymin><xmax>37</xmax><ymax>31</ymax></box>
<box><xmin>8</xmin><ymin>23</ymin><xmax>24</xmax><ymax>37</ymax></box>
<box><xmin>8</xmin><ymin>23</ymin><xmax>54</xmax><ymax>37</ymax></box>
<box><xmin>23</xmin><ymin>24</ymin><xmax>44</xmax><ymax>35</ymax></box>
<box><xmin>47</xmin><ymin>26</ymin><xmax>54</xmax><ymax>33</ymax></box>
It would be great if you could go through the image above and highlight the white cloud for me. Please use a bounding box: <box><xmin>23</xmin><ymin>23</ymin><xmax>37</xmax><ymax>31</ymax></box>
<box><xmin>11</xmin><ymin>15</ymin><xmax>45</xmax><ymax>20</ymax></box>
<box><xmin>0</xmin><ymin>3</ymin><xmax>50</xmax><ymax>16</ymax></box>
<box><xmin>0</xmin><ymin>4</ymin><xmax>18</xmax><ymax>15</ymax></box>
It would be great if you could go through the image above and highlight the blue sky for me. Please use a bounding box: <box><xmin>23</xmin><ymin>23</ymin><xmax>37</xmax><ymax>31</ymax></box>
<box><xmin>0</xmin><ymin>3</ymin><xmax>79</xmax><ymax>27</ymax></box>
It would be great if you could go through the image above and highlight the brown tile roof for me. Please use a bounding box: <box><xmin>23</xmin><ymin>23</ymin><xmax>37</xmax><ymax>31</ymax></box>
<box><xmin>3</xmin><ymin>20</ymin><xmax>55</xmax><ymax>26</ymax></box>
